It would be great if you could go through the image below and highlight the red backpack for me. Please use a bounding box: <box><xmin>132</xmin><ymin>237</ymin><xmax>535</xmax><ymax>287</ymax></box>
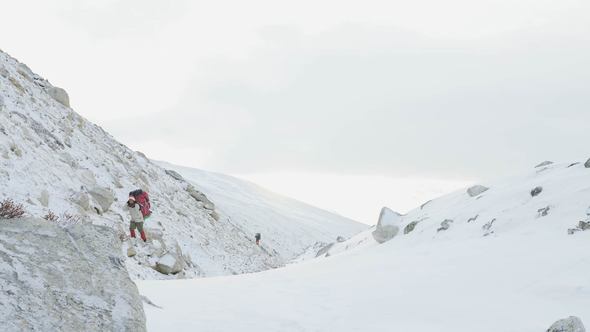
<box><xmin>129</xmin><ymin>189</ymin><xmax>152</xmax><ymax>219</ymax></box>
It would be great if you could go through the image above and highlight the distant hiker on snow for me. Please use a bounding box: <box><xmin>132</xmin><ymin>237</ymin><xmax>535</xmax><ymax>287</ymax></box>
<box><xmin>126</xmin><ymin>196</ymin><xmax>147</xmax><ymax>242</ymax></box>
<box><xmin>255</xmin><ymin>233</ymin><xmax>261</xmax><ymax>246</ymax></box>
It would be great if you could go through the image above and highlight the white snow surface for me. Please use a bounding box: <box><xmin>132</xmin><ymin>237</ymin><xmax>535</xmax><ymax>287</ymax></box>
<box><xmin>156</xmin><ymin>161</ymin><xmax>366</xmax><ymax>260</ymax></box>
<box><xmin>0</xmin><ymin>50</ymin><xmax>362</xmax><ymax>280</ymax></box>
<box><xmin>139</xmin><ymin>161</ymin><xmax>590</xmax><ymax>331</ymax></box>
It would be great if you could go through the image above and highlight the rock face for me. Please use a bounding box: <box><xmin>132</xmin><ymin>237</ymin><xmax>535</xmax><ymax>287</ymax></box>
<box><xmin>0</xmin><ymin>218</ymin><xmax>146</xmax><ymax>332</ymax></box>
<box><xmin>47</xmin><ymin>86</ymin><xmax>70</xmax><ymax>107</ymax></box>
<box><xmin>585</xmin><ymin>158</ymin><xmax>590</xmax><ymax>168</ymax></box>
<box><xmin>546</xmin><ymin>316</ymin><xmax>585</xmax><ymax>332</ymax></box>
<box><xmin>372</xmin><ymin>207</ymin><xmax>402</xmax><ymax>243</ymax></box>
<box><xmin>467</xmin><ymin>185</ymin><xmax>489</xmax><ymax>197</ymax></box>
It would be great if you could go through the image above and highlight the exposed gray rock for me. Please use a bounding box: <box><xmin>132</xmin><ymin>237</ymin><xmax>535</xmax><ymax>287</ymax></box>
<box><xmin>568</xmin><ymin>228</ymin><xmax>580</xmax><ymax>235</ymax></box>
<box><xmin>535</xmin><ymin>161</ymin><xmax>554</xmax><ymax>168</ymax></box>
<box><xmin>585</xmin><ymin>158</ymin><xmax>590</xmax><ymax>168</ymax></box>
<box><xmin>467</xmin><ymin>185</ymin><xmax>489</xmax><ymax>197</ymax></box>
<box><xmin>568</xmin><ymin>221</ymin><xmax>590</xmax><ymax>235</ymax></box>
<box><xmin>187</xmin><ymin>185</ymin><xmax>215</xmax><ymax>210</ymax></box>
<box><xmin>437</xmin><ymin>219</ymin><xmax>454</xmax><ymax>232</ymax></box>
<box><xmin>336</xmin><ymin>236</ymin><xmax>346</xmax><ymax>243</ymax></box>
<box><xmin>538</xmin><ymin>206</ymin><xmax>551</xmax><ymax>217</ymax></box>
<box><xmin>568</xmin><ymin>162</ymin><xmax>580</xmax><ymax>168</ymax></box>
<box><xmin>48</xmin><ymin>86</ymin><xmax>70</xmax><ymax>107</ymax></box>
<box><xmin>209</xmin><ymin>210</ymin><xmax>220</xmax><ymax>221</ymax></box>
<box><xmin>89</xmin><ymin>186</ymin><xmax>115</xmax><ymax>212</ymax></box>
<box><xmin>372</xmin><ymin>207</ymin><xmax>402</xmax><ymax>243</ymax></box>
<box><xmin>165</xmin><ymin>169</ymin><xmax>185</xmax><ymax>182</ymax></box>
<box><xmin>155</xmin><ymin>249</ymin><xmax>185</xmax><ymax>275</ymax></box>
<box><xmin>404</xmin><ymin>221</ymin><xmax>419</xmax><ymax>234</ymax></box>
<box><xmin>546</xmin><ymin>316</ymin><xmax>585</xmax><ymax>332</ymax></box>
<box><xmin>420</xmin><ymin>200</ymin><xmax>431</xmax><ymax>210</ymax></box>
<box><xmin>38</xmin><ymin>189</ymin><xmax>49</xmax><ymax>207</ymax></box>
<box><xmin>316</xmin><ymin>243</ymin><xmax>334</xmax><ymax>257</ymax></box>
<box><xmin>0</xmin><ymin>218</ymin><xmax>146</xmax><ymax>332</ymax></box>
<box><xmin>482</xmin><ymin>218</ymin><xmax>496</xmax><ymax>236</ymax></box>
<box><xmin>467</xmin><ymin>215</ymin><xmax>479</xmax><ymax>223</ymax></box>
<box><xmin>531</xmin><ymin>186</ymin><xmax>543</xmax><ymax>197</ymax></box>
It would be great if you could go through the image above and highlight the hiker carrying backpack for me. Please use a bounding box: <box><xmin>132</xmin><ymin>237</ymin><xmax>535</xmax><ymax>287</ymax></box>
<box><xmin>129</xmin><ymin>189</ymin><xmax>152</xmax><ymax>219</ymax></box>
<box><xmin>126</xmin><ymin>196</ymin><xmax>147</xmax><ymax>242</ymax></box>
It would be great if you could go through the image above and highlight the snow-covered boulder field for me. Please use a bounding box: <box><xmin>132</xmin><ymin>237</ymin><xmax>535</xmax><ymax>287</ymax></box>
<box><xmin>0</xmin><ymin>49</ymin><xmax>363</xmax><ymax>280</ymax></box>
<box><xmin>0</xmin><ymin>218</ymin><xmax>145</xmax><ymax>332</ymax></box>
<box><xmin>139</xmin><ymin>161</ymin><xmax>590</xmax><ymax>331</ymax></box>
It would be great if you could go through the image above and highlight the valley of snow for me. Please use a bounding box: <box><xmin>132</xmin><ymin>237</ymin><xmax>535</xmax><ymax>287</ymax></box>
<box><xmin>139</xmin><ymin>161</ymin><xmax>590</xmax><ymax>331</ymax></box>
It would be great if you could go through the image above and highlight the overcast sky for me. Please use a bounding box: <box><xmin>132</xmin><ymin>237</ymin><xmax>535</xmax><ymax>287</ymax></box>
<box><xmin>2</xmin><ymin>0</ymin><xmax>589</xmax><ymax>223</ymax></box>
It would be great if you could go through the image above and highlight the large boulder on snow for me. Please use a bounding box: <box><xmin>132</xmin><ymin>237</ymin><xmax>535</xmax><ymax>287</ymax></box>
<box><xmin>89</xmin><ymin>186</ymin><xmax>115</xmax><ymax>212</ymax></box>
<box><xmin>47</xmin><ymin>86</ymin><xmax>70</xmax><ymax>107</ymax></box>
<box><xmin>0</xmin><ymin>218</ymin><xmax>146</xmax><ymax>331</ymax></box>
<box><xmin>372</xmin><ymin>207</ymin><xmax>402</xmax><ymax>244</ymax></box>
<box><xmin>546</xmin><ymin>316</ymin><xmax>585</xmax><ymax>332</ymax></box>
<box><xmin>154</xmin><ymin>245</ymin><xmax>185</xmax><ymax>275</ymax></box>
<box><xmin>467</xmin><ymin>185</ymin><xmax>489</xmax><ymax>197</ymax></box>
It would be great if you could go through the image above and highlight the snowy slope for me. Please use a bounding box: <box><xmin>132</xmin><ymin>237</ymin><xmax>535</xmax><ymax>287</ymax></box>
<box><xmin>0</xmin><ymin>50</ymin><xmax>361</xmax><ymax>280</ymax></box>
<box><xmin>138</xmin><ymin>161</ymin><xmax>590</xmax><ymax>331</ymax></box>
<box><xmin>156</xmin><ymin>161</ymin><xmax>366</xmax><ymax>260</ymax></box>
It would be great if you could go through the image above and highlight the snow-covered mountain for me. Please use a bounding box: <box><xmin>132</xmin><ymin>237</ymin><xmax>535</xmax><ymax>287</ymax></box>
<box><xmin>0</xmin><ymin>49</ymin><xmax>362</xmax><ymax>280</ymax></box>
<box><xmin>139</xmin><ymin>160</ymin><xmax>590</xmax><ymax>331</ymax></box>
<box><xmin>155</xmin><ymin>161</ymin><xmax>366</xmax><ymax>261</ymax></box>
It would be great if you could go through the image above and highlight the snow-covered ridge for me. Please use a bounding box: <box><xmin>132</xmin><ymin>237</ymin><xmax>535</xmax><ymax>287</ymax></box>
<box><xmin>155</xmin><ymin>161</ymin><xmax>366</xmax><ymax>261</ymax></box>
<box><xmin>0</xmin><ymin>49</ymin><xmax>361</xmax><ymax>279</ymax></box>
<box><xmin>140</xmin><ymin>160</ymin><xmax>590</xmax><ymax>331</ymax></box>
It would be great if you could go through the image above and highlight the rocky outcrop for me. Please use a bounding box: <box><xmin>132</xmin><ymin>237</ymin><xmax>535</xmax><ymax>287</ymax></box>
<box><xmin>0</xmin><ymin>218</ymin><xmax>146</xmax><ymax>332</ymax></box>
<box><xmin>187</xmin><ymin>184</ymin><xmax>216</xmax><ymax>211</ymax></box>
<box><xmin>467</xmin><ymin>185</ymin><xmax>489</xmax><ymax>197</ymax></box>
<box><xmin>47</xmin><ymin>86</ymin><xmax>70</xmax><ymax>107</ymax></box>
<box><xmin>585</xmin><ymin>158</ymin><xmax>590</xmax><ymax>168</ymax></box>
<box><xmin>165</xmin><ymin>169</ymin><xmax>185</xmax><ymax>181</ymax></box>
<box><xmin>546</xmin><ymin>316</ymin><xmax>585</xmax><ymax>332</ymax></box>
<box><xmin>89</xmin><ymin>186</ymin><xmax>115</xmax><ymax>213</ymax></box>
<box><xmin>372</xmin><ymin>207</ymin><xmax>402</xmax><ymax>243</ymax></box>
<box><xmin>568</xmin><ymin>221</ymin><xmax>590</xmax><ymax>235</ymax></box>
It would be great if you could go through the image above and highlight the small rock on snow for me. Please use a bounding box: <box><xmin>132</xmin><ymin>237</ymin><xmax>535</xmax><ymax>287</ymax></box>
<box><xmin>531</xmin><ymin>186</ymin><xmax>543</xmax><ymax>197</ymax></box>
